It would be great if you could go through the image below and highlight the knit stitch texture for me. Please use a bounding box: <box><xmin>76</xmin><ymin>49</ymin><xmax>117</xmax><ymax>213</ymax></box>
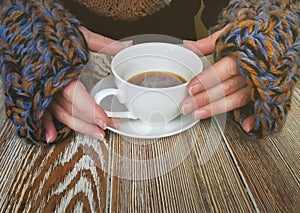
<box><xmin>74</xmin><ymin>0</ymin><xmax>172</xmax><ymax>21</ymax></box>
<box><xmin>0</xmin><ymin>0</ymin><xmax>89</xmax><ymax>144</ymax></box>
<box><xmin>212</xmin><ymin>0</ymin><xmax>300</xmax><ymax>137</ymax></box>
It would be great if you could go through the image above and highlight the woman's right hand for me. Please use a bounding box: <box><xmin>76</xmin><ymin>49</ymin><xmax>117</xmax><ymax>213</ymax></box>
<box><xmin>42</xmin><ymin>27</ymin><xmax>130</xmax><ymax>143</ymax></box>
<box><xmin>43</xmin><ymin>79</ymin><xmax>120</xmax><ymax>143</ymax></box>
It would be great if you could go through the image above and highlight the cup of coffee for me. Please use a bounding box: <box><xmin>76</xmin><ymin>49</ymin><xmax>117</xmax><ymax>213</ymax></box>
<box><xmin>94</xmin><ymin>42</ymin><xmax>203</xmax><ymax>126</ymax></box>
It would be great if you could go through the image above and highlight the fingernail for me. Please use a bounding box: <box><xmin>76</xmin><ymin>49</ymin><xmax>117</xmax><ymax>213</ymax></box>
<box><xmin>93</xmin><ymin>132</ymin><xmax>104</xmax><ymax>141</ymax></box>
<box><xmin>188</xmin><ymin>84</ymin><xmax>202</xmax><ymax>96</ymax></box>
<box><xmin>96</xmin><ymin>119</ymin><xmax>107</xmax><ymax>130</ymax></box>
<box><xmin>111</xmin><ymin>118</ymin><xmax>121</xmax><ymax>129</ymax></box>
<box><xmin>46</xmin><ymin>138</ymin><xmax>51</xmax><ymax>144</ymax></box>
<box><xmin>243</xmin><ymin>123</ymin><xmax>252</xmax><ymax>133</ymax></box>
<box><xmin>193</xmin><ymin>109</ymin><xmax>207</xmax><ymax>120</ymax></box>
<box><xmin>181</xmin><ymin>103</ymin><xmax>196</xmax><ymax>115</ymax></box>
<box><xmin>183</xmin><ymin>40</ymin><xmax>194</xmax><ymax>45</ymax></box>
<box><xmin>121</xmin><ymin>40</ymin><xmax>133</xmax><ymax>47</ymax></box>
<box><xmin>45</xmin><ymin>133</ymin><xmax>52</xmax><ymax>144</ymax></box>
<box><xmin>244</xmin><ymin>126</ymin><xmax>251</xmax><ymax>133</ymax></box>
<box><xmin>183</xmin><ymin>40</ymin><xmax>196</xmax><ymax>50</ymax></box>
<box><xmin>188</xmin><ymin>85</ymin><xmax>198</xmax><ymax>95</ymax></box>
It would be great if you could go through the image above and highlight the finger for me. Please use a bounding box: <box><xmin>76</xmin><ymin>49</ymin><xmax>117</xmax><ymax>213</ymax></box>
<box><xmin>187</xmin><ymin>56</ymin><xmax>240</xmax><ymax>95</ymax></box>
<box><xmin>98</xmin><ymin>40</ymin><xmax>132</xmax><ymax>56</ymax></box>
<box><xmin>59</xmin><ymin>80</ymin><xmax>110</xmax><ymax>127</ymax></box>
<box><xmin>183</xmin><ymin>29</ymin><xmax>225</xmax><ymax>55</ymax></box>
<box><xmin>242</xmin><ymin>116</ymin><xmax>255</xmax><ymax>133</ymax></box>
<box><xmin>57</xmin><ymin>92</ymin><xmax>120</xmax><ymax>129</ymax></box>
<box><xmin>79</xmin><ymin>26</ymin><xmax>132</xmax><ymax>55</ymax></box>
<box><xmin>181</xmin><ymin>75</ymin><xmax>247</xmax><ymax>115</ymax></box>
<box><xmin>192</xmin><ymin>86</ymin><xmax>250</xmax><ymax>120</ymax></box>
<box><xmin>49</xmin><ymin>101</ymin><xmax>106</xmax><ymax>140</ymax></box>
<box><xmin>79</xmin><ymin>26</ymin><xmax>115</xmax><ymax>51</ymax></box>
<box><xmin>42</xmin><ymin>111</ymin><xmax>57</xmax><ymax>143</ymax></box>
<box><xmin>57</xmin><ymin>80</ymin><xmax>120</xmax><ymax>129</ymax></box>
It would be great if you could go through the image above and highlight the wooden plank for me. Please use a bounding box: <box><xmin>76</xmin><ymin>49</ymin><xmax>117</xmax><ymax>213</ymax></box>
<box><xmin>222</xmin><ymin>84</ymin><xmax>300</xmax><ymax>212</ymax></box>
<box><xmin>109</xmin><ymin>117</ymin><xmax>254</xmax><ymax>212</ymax></box>
<box><xmin>0</xmin><ymin>79</ymin><xmax>6</xmax><ymax>128</ymax></box>
<box><xmin>0</xmin><ymin>122</ymin><xmax>110</xmax><ymax>212</ymax></box>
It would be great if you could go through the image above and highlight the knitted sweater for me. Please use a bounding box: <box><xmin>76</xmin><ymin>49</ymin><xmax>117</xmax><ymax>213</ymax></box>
<box><xmin>0</xmin><ymin>0</ymin><xmax>299</xmax><ymax>143</ymax></box>
<box><xmin>73</xmin><ymin>0</ymin><xmax>172</xmax><ymax>21</ymax></box>
<box><xmin>64</xmin><ymin>0</ymin><xmax>203</xmax><ymax>40</ymax></box>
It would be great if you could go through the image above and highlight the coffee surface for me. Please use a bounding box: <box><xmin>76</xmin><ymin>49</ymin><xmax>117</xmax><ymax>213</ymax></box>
<box><xmin>127</xmin><ymin>71</ymin><xmax>186</xmax><ymax>88</ymax></box>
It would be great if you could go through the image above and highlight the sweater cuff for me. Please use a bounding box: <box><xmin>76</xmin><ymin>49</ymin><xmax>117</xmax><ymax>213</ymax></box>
<box><xmin>212</xmin><ymin>0</ymin><xmax>300</xmax><ymax>137</ymax></box>
<box><xmin>0</xmin><ymin>1</ymin><xmax>89</xmax><ymax>144</ymax></box>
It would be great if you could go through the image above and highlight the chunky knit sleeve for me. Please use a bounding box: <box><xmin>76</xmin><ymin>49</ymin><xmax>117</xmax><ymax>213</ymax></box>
<box><xmin>0</xmin><ymin>1</ymin><xmax>89</xmax><ymax>144</ymax></box>
<box><xmin>211</xmin><ymin>0</ymin><xmax>300</xmax><ymax>137</ymax></box>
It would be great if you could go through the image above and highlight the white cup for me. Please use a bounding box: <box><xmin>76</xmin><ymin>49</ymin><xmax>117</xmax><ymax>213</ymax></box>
<box><xmin>94</xmin><ymin>42</ymin><xmax>203</xmax><ymax>126</ymax></box>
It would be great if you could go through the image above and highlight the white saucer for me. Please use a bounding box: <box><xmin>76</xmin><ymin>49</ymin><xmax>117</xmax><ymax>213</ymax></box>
<box><xmin>91</xmin><ymin>75</ymin><xmax>199</xmax><ymax>139</ymax></box>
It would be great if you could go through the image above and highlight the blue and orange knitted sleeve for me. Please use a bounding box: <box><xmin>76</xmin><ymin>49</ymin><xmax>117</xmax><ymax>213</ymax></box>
<box><xmin>0</xmin><ymin>0</ymin><xmax>89</xmax><ymax>144</ymax></box>
<box><xmin>212</xmin><ymin>0</ymin><xmax>300</xmax><ymax>137</ymax></box>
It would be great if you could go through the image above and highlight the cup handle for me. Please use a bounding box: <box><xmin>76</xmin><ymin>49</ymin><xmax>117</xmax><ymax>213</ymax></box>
<box><xmin>94</xmin><ymin>89</ymin><xmax>138</xmax><ymax>119</ymax></box>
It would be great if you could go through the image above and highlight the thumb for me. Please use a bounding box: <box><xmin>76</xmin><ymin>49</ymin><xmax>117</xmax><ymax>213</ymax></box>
<box><xmin>183</xmin><ymin>28</ymin><xmax>226</xmax><ymax>55</ymax></box>
<box><xmin>79</xmin><ymin>26</ymin><xmax>132</xmax><ymax>55</ymax></box>
<box><xmin>242</xmin><ymin>115</ymin><xmax>255</xmax><ymax>133</ymax></box>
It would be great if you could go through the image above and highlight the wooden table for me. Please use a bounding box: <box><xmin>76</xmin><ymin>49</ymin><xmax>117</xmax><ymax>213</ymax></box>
<box><xmin>0</xmin><ymin>53</ymin><xmax>299</xmax><ymax>213</ymax></box>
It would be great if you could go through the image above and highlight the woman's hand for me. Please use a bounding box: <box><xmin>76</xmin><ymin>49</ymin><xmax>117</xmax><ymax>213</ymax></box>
<box><xmin>42</xmin><ymin>27</ymin><xmax>127</xmax><ymax>143</ymax></box>
<box><xmin>79</xmin><ymin>26</ymin><xmax>132</xmax><ymax>55</ymax></box>
<box><xmin>180</xmin><ymin>29</ymin><xmax>255</xmax><ymax>132</ymax></box>
<box><xmin>43</xmin><ymin>80</ymin><xmax>120</xmax><ymax>143</ymax></box>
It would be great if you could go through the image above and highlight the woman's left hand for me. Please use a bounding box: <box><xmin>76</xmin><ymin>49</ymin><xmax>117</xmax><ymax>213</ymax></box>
<box><xmin>180</xmin><ymin>29</ymin><xmax>255</xmax><ymax>132</ymax></box>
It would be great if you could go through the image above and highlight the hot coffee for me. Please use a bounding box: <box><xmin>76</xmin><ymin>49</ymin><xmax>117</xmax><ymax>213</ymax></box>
<box><xmin>94</xmin><ymin>42</ymin><xmax>203</xmax><ymax>127</ymax></box>
<box><xmin>127</xmin><ymin>71</ymin><xmax>186</xmax><ymax>88</ymax></box>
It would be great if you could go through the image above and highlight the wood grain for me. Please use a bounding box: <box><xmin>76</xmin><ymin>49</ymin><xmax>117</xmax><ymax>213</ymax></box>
<box><xmin>0</xmin><ymin>86</ymin><xmax>110</xmax><ymax>213</ymax></box>
<box><xmin>222</xmin><ymin>83</ymin><xmax>300</xmax><ymax>212</ymax></box>
<box><xmin>109</xmin><ymin>117</ymin><xmax>254</xmax><ymax>212</ymax></box>
<box><xmin>0</xmin><ymin>130</ymin><xmax>110</xmax><ymax>212</ymax></box>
